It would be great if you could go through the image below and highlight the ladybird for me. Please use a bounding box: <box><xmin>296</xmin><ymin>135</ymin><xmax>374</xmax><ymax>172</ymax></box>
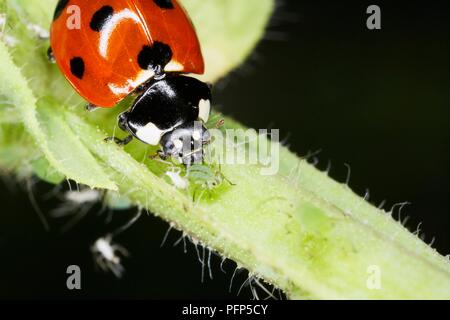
<box><xmin>49</xmin><ymin>0</ymin><xmax>212</xmax><ymax>165</ymax></box>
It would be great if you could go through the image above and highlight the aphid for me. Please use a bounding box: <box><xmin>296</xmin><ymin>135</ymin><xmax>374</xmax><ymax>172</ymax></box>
<box><xmin>51</xmin><ymin>188</ymin><xmax>102</xmax><ymax>232</ymax></box>
<box><xmin>91</xmin><ymin>234</ymin><xmax>128</xmax><ymax>278</ymax></box>
<box><xmin>27</xmin><ymin>23</ymin><xmax>49</xmax><ymax>39</ymax></box>
<box><xmin>187</xmin><ymin>164</ymin><xmax>234</xmax><ymax>200</ymax></box>
<box><xmin>165</xmin><ymin>169</ymin><xmax>189</xmax><ymax>189</ymax></box>
<box><xmin>49</xmin><ymin>0</ymin><xmax>211</xmax><ymax>165</ymax></box>
<box><xmin>0</xmin><ymin>14</ymin><xmax>18</xmax><ymax>47</ymax></box>
<box><xmin>91</xmin><ymin>209</ymin><xmax>142</xmax><ymax>277</ymax></box>
<box><xmin>64</xmin><ymin>188</ymin><xmax>102</xmax><ymax>204</ymax></box>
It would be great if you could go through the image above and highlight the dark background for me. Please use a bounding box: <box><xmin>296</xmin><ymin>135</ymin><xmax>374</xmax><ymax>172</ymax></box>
<box><xmin>0</xmin><ymin>0</ymin><xmax>449</xmax><ymax>299</ymax></box>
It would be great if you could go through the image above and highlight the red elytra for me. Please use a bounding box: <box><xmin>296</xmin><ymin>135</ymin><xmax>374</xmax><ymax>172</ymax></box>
<box><xmin>50</xmin><ymin>0</ymin><xmax>204</xmax><ymax>107</ymax></box>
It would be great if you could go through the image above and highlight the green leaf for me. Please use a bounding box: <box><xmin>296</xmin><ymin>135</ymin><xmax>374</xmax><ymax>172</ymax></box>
<box><xmin>0</xmin><ymin>43</ymin><xmax>117</xmax><ymax>190</ymax></box>
<box><xmin>31</xmin><ymin>156</ymin><xmax>65</xmax><ymax>184</ymax></box>
<box><xmin>185</xmin><ymin>0</ymin><xmax>274</xmax><ymax>82</ymax></box>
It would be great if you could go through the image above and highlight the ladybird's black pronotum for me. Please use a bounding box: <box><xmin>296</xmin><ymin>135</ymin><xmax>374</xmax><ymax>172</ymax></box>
<box><xmin>49</xmin><ymin>0</ymin><xmax>212</xmax><ymax>165</ymax></box>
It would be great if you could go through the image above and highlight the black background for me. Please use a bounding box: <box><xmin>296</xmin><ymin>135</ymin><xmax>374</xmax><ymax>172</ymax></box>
<box><xmin>0</xmin><ymin>0</ymin><xmax>449</xmax><ymax>299</ymax></box>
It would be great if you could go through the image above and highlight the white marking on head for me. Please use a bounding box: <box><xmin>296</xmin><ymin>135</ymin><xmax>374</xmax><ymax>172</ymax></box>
<box><xmin>198</xmin><ymin>99</ymin><xmax>211</xmax><ymax>123</ymax></box>
<box><xmin>173</xmin><ymin>139</ymin><xmax>183</xmax><ymax>150</ymax></box>
<box><xmin>99</xmin><ymin>9</ymin><xmax>141</xmax><ymax>58</ymax></box>
<box><xmin>135</xmin><ymin>122</ymin><xmax>165</xmax><ymax>145</ymax></box>
<box><xmin>164</xmin><ymin>60</ymin><xmax>184</xmax><ymax>72</ymax></box>
<box><xmin>192</xmin><ymin>130</ymin><xmax>202</xmax><ymax>141</ymax></box>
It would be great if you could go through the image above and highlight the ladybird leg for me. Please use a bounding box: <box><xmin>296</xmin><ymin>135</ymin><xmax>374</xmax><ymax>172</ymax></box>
<box><xmin>149</xmin><ymin>150</ymin><xmax>168</xmax><ymax>161</ymax></box>
<box><xmin>104</xmin><ymin>135</ymin><xmax>133</xmax><ymax>146</ymax></box>
<box><xmin>85</xmin><ymin>103</ymin><xmax>99</xmax><ymax>112</ymax></box>
<box><xmin>47</xmin><ymin>47</ymin><xmax>55</xmax><ymax>63</ymax></box>
<box><xmin>133</xmin><ymin>83</ymin><xmax>148</xmax><ymax>95</ymax></box>
<box><xmin>134</xmin><ymin>85</ymin><xmax>144</xmax><ymax>95</ymax></box>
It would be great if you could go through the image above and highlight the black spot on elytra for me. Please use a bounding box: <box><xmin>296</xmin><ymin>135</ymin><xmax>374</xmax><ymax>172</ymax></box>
<box><xmin>153</xmin><ymin>0</ymin><xmax>174</xmax><ymax>9</ymax></box>
<box><xmin>138</xmin><ymin>42</ymin><xmax>173</xmax><ymax>72</ymax></box>
<box><xmin>53</xmin><ymin>0</ymin><xmax>70</xmax><ymax>21</ymax></box>
<box><xmin>90</xmin><ymin>6</ymin><xmax>114</xmax><ymax>32</ymax></box>
<box><xmin>70</xmin><ymin>57</ymin><xmax>85</xmax><ymax>79</ymax></box>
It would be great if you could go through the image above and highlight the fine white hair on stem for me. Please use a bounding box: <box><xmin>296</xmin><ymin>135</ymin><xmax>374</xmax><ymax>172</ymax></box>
<box><xmin>173</xmin><ymin>231</ymin><xmax>185</xmax><ymax>247</ymax></box>
<box><xmin>429</xmin><ymin>237</ymin><xmax>436</xmax><ymax>247</ymax></box>
<box><xmin>378</xmin><ymin>199</ymin><xmax>387</xmax><ymax>210</ymax></box>
<box><xmin>249</xmin><ymin>278</ymin><xmax>259</xmax><ymax>300</ymax></box>
<box><xmin>160</xmin><ymin>223</ymin><xmax>174</xmax><ymax>247</ymax></box>
<box><xmin>254</xmin><ymin>278</ymin><xmax>278</xmax><ymax>300</ymax></box>
<box><xmin>182</xmin><ymin>234</ymin><xmax>187</xmax><ymax>253</ymax></box>
<box><xmin>201</xmin><ymin>245</ymin><xmax>206</xmax><ymax>283</ymax></box>
<box><xmin>207</xmin><ymin>248</ymin><xmax>213</xmax><ymax>280</ymax></box>
<box><xmin>237</xmin><ymin>273</ymin><xmax>254</xmax><ymax>296</ymax></box>
<box><xmin>413</xmin><ymin>222</ymin><xmax>423</xmax><ymax>236</ymax></box>
<box><xmin>220</xmin><ymin>256</ymin><xmax>227</xmax><ymax>274</ymax></box>
<box><xmin>325</xmin><ymin>159</ymin><xmax>332</xmax><ymax>175</ymax></box>
<box><xmin>229</xmin><ymin>266</ymin><xmax>240</xmax><ymax>293</ymax></box>
<box><xmin>344</xmin><ymin>163</ymin><xmax>352</xmax><ymax>185</ymax></box>
<box><xmin>391</xmin><ymin>202</ymin><xmax>411</xmax><ymax>223</ymax></box>
<box><xmin>363</xmin><ymin>189</ymin><xmax>370</xmax><ymax>201</ymax></box>
<box><xmin>401</xmin><ymin>215</ymin><xmax>410</xmax><ymax>227</ymax></box>
<box><xmin>280</xmin><ymin>132</ymin><xmax>291</xmax><ymax>147</ymax></box>
<box><xmin>193</xmin><ymin>242</ymin><xmax>204</xmax><ymax>282</ymax></box>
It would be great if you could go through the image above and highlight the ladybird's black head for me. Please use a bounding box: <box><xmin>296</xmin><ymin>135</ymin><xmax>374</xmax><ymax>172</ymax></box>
<box><xmin>118</xmin><ymin>75</ymin><xmax>212</xmax><ymax>164</ymax></box>
<box><xmin>161</xmin><ymin>121</ymin><xmax>211</xmax><ymax>165</ymax></box>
